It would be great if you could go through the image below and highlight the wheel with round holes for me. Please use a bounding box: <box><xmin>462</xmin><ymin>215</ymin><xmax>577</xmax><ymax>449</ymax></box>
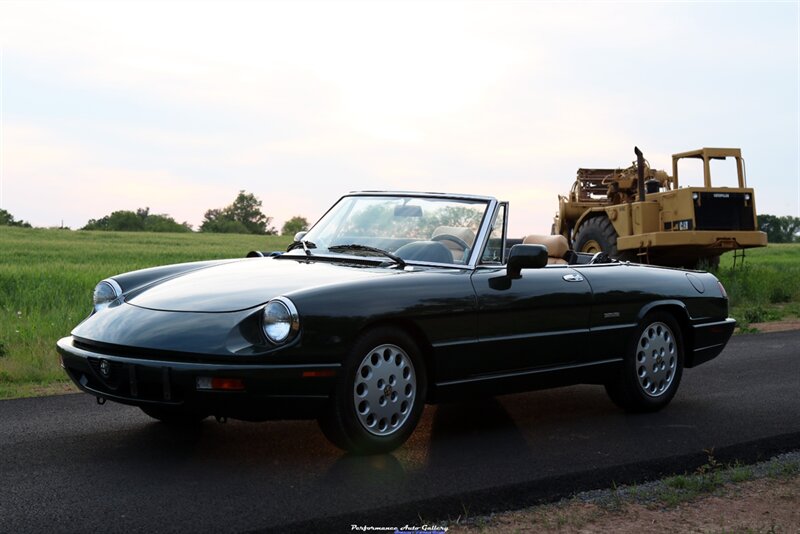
<box><xmin>605</xmin><ymin>311</ymin><xmax>684</xmax><ymax>412</ymax></box>
<box><xmin>318</xmin><ymin>327</ymin><xmax>427</xmax><ymax>454</ymax></box>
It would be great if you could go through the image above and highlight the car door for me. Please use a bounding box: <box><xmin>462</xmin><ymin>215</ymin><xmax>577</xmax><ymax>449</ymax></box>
<box><xmin>467</xmin><ymin>265</ymin><xmax>593</xmax><ymax>378</ymax></box>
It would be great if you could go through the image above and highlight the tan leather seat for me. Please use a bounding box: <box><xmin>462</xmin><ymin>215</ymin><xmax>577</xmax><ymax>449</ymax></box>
<box><xmin>432</xmin><ymin>226</ymin><xmax>476</xmax><ymax>262</ymax></box>
<box><xmin>522</xmin><ymin>234</ymin><xmax>569</xmax><ymax>264</ymax></box>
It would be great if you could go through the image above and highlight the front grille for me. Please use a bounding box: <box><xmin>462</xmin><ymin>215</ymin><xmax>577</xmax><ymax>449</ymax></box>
<box><xmin>82</xmin><ymin>357</ymin><xmax>185</xmax><ymax>402</ymax></box>
<box><xmin>694</xmin><ymin>192</ymin><xmax>756</xmax><ymax>231</ymax></box>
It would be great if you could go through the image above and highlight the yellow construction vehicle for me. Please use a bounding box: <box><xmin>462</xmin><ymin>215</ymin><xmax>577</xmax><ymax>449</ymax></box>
<box><xmin>552</xmin><ymin>147</ymin><xmax>767</xmax><ymax>268</ymax></box>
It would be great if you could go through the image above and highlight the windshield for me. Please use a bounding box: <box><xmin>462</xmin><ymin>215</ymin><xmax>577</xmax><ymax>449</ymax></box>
<box><xmin>289</xmin><ymin>195</ymin><xmax>489</xmax><ymax>265</ymax></box>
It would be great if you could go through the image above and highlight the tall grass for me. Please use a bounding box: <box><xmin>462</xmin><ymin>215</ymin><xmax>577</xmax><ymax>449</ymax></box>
<box><xmin>0</xmin><ymin>227</ymin><xmax>291</xmax><ymax>395</ymax></box>
<box><xmin>714</xmin><ymin>244</ymin><xmax>800</xmax><ymax>325</ymax></box>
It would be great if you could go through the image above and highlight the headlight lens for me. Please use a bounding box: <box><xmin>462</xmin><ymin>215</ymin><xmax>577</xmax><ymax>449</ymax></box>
<box><xmin>261</xmin><ymin>298</ymin><xmax>299</xmax><ymax>344</ymax></box>
<box><xmin>92</xmin><ymin>280</ymin><xmax>121</xmax><ymax>312</ymax></box>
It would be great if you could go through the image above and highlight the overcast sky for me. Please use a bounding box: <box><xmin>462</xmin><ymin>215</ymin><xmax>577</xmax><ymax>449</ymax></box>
<box><xmin>0</xmin><ymin>1</ymin><xmax>797</xmax><ymax>236</ymax></box>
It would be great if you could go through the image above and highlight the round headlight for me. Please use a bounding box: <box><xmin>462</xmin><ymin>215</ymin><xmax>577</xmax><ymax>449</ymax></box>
<box><xmin>93</xmin><ymin>280</ymin><xmax>121</xmax><ymax>312</ymax></box>
<box><xmin>261</xmin><ymin>298</ymin><xmax>299</xmax><ymax>344</ymax></box>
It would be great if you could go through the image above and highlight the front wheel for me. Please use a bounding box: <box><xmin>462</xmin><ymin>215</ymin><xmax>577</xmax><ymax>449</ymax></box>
<box><xmin>319</xmin><ymin>327</ymin><xmax>427</xmax><ymax>455</ymax></box>
<box><xmin>605</xmin><ymin>312</ymin><xmax>684</xmax><ymax>412</ymax></box>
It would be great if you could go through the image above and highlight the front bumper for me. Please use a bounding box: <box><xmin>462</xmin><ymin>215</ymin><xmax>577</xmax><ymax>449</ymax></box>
<box><xmin>618</xmin><ymin>231</ymin><xmax>768</xmax><ymax>252</ymax></box>
<box><xmin>56</xmin><ymin>336</ymin><xmax>339</xmax><ymax>420</ymax></box>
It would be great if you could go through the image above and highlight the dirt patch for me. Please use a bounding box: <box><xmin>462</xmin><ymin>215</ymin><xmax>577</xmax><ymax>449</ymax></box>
<box><xmin>745</xmin><ymin>318</ymin><xmax>800</xmax><ymax>334</ymax></box>
<box><xmin>29</xmin><ymin>381</ymin><xmax>79</xmax><ymax>396</ymax></box>
<box><xmin>0</xmin><ymin>380</ymin><xmax>79</xmax><ymax>399</ymax></box>
<box><xmin>452</xmin><ymin>454</ymin><xmax>800</xmax><ymax>533</ymax></box>
<box><xmin>462</xmin><ymin>477</ymin><xmax>799</xmax><ymax>533</ymax></box>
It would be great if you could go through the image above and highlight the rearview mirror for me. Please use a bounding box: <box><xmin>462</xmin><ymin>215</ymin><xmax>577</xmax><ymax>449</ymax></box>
<box><xmin>294</xmin><ymin>231</ymin><xmax>308</xmax><ymax>242</ymax></box>
<box><xmin>507</xmin><ymin>244</ymin><xmax>548</xmax><ymax>278</ymax></box>
<box><xmin>394</xmin><ymin>205</ymin><xmax>423</xmax><ymax>217</ymax></box>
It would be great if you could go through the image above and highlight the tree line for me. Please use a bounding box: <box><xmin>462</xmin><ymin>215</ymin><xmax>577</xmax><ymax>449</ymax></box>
<box><xmin>0</xmin><ymin>209</ymin><xmax>32</xmax><ymax>228</ymax></box>
<box><xmin>4</xmin><ymin>200</ymin><xmax>798</xmax><ymax>242</ymax></box>
<box><xmin>757</xmin><ymin>214</ymin><xmax>800</xmax><ymax>243</ymax></box>
<box><xmin>1</xmin><ymin>191</ymin><xmax>309</xmax><ymax>236</ymax></box>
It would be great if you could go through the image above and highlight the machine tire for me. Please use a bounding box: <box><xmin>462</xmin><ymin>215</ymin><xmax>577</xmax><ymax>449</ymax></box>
<box><xmin>573</xmin><ymin>216</ymin><xmax>620</xmax><ymax>257</ymax></box>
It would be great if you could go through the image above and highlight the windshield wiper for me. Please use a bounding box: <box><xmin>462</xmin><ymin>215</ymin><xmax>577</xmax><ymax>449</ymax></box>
<box><xmin>287</xmin><ymin>239</ymin><xmax>317</xmax><ymax>256</ymax></box>
<box><xmin>328</xmin><ymin>244</ymin><xmax>406</xmax><ymax>267</ymax></box>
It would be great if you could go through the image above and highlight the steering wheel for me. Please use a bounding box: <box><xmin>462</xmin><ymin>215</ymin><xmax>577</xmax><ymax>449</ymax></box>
<box><xmin>431</xmin><ymin>234</ymin><xmax>471</xmax><ymax>262</ymax></box>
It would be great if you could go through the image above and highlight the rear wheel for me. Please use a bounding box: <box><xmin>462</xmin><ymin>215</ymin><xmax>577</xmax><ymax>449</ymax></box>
<box><xmin>140</xmin><ymin>405</ymin><xmax>207</xmax><ymax>425</ymax></box>
<box><xmin>318</xmin><ymin>327</ymin><xmax>427</xmax><ymax>455</ymax></box>
<box><xmin>573</xmin><ymin>216</ymin><xmax>620</xmax><ymax>257</ymax></box>
<box><xmin>605</xmin><ymin>311</ymin><xmax>684</xmax><ymax>412</ymax></box>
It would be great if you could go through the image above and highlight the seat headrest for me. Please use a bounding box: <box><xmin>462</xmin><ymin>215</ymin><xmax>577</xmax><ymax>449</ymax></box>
<box><xmin>522</xmin><ymin>234</ymin><xmax>569</xmax><ymax>259</ymax></box>
<box><xmin>432</xmin><ymin>226</ymin><xmax>476</xmax><ymax>246</ymax></box>
<box><xmin>394</xmin><ymin>241</ymin><xmax>454</xmax><ymax>264</ymax></box>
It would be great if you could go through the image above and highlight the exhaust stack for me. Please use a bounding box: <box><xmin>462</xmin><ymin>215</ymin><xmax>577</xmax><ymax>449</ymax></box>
<box><xmin>635</xmin><ymin>146</ymin><xmax>646</xmax><ymax>202</ymax></box>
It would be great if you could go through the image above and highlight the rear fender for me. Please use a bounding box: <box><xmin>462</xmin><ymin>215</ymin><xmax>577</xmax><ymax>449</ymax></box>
<box><xmin>635</xmin><ymin>300</ymin><xmax>694</xmax><ymax>359</ymax></box>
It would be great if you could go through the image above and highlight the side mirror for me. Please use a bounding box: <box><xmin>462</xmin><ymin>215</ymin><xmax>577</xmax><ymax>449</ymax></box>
<box><xmin>294</xmin><ymin>231</ymin><xmax>308</xmax><ymax>242</ymax></box>
<box><xmin>507</xmin><ymin>244</ymin><xmax>548</xmax><ymax>278</ymax></box>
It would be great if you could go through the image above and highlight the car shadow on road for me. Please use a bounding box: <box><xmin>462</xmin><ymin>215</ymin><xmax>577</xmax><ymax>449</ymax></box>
<box><xmin>426</xmin><ymin>397</ymin><xmax>531</xmax><ymax>465</ymax></box>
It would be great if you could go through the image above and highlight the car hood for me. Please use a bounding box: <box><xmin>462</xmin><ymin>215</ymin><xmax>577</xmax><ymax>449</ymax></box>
<box><xmin>126</xmin><ymin>257</ymin><xmax>397</xmax><ymax>312</ymax></box>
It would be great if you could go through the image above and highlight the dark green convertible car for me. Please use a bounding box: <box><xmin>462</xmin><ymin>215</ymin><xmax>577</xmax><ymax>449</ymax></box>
<box><xmin>57</xmin><ymin>192</ymin><xmax>735</xmax><ymax>454</ymax></box>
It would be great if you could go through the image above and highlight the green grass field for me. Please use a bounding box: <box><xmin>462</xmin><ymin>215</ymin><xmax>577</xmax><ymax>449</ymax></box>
<box><xmin>715</xmin><ymin>244</ymin><xmax>800</xmax><ymax>328</ymax></box>
<box><xmin>0</xmin><ymin>227</ymin><xmax>291</xmax><ymax>397</ymax></box>
<box><xmin>1</xmin><ymin>227</ymin><xmax>798</xmax><ymax>398</ymax></box>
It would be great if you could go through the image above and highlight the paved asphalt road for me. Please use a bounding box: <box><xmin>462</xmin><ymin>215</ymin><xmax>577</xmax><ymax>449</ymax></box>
<box><xmin>2</xmin><ymin>331</ymin><xmax>799</xmax><ymax>533</ymax></box>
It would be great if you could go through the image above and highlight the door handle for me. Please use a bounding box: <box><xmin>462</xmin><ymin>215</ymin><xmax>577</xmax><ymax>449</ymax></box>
<box><xmin>562</xmin><ymin>273</ymin><xmax>585</xmax><ymax>282</ymax></box>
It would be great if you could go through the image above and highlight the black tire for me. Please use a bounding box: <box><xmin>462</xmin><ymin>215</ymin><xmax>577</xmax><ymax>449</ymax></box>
<box><xmin>605</xmin><ymin>311</ymin><xmax>684</xmax><ymax>413</ymax></box>
<box><xmin>140</xmin><ymin>405</ymin><xmax>207</xmax><ymax>425</ymax></box>
<box><xmin>318</xmin><ymin>327</ymin><xmax>427</xmax><ymax>455</ymax></box>
<box><xmin>573</xmin><ymin>216</ymin><xmax>621</xmax><ymax>257</ymax></box>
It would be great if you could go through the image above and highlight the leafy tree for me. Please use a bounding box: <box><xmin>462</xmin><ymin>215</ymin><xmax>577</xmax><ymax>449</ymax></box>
<box><xmin>83</xmin><ymin>208</ymin><xmax>191</xmax><ymax>232</ymax></box>
<box><xmin>199</xmin><ymin>208</ymin><xmax>251</xmax><ymax>234</ymax></box>
<box><xmin>758</xmin><ymin>214</ymin><xmax>800</xmax><ymax>243</ymax></box>
<box><xmin>108</xmin><ymin>210</ymin><xmax>145</xmax><ymax>231</ymax></box>
<box><xmin>145</xmin><ymin>214</ymin><xmax>193</xmax><ymax>232</ymax></box>
<box><xmin>0</xmin><ymin>209</ymin><xmax>32</xmax><ymax>228</ymax></box>
<box><xmin>428</xmin><ymin>206</ymin><xmax>484</xmax><ymax>232</ymax></box>
<box><xmin>82</xmin><ymin>216</ymin><xmax>110</xmax><ymax>231</ymax></box>
<box><xmin>200</xmin><ymin>191</ymin><xmax>275</xmax><ymax>235</ymax></box>
<box><xmin>281</xmin><ymin>216</ymin><xmax>309</xmax><ymax>236</ymax></box>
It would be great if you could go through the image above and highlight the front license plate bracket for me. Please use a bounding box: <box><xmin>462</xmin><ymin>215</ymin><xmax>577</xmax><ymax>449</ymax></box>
<box><xmin>161</xmin><ymin>367</ymin><xmax>171</xmax><ymax>401</ymax></box>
